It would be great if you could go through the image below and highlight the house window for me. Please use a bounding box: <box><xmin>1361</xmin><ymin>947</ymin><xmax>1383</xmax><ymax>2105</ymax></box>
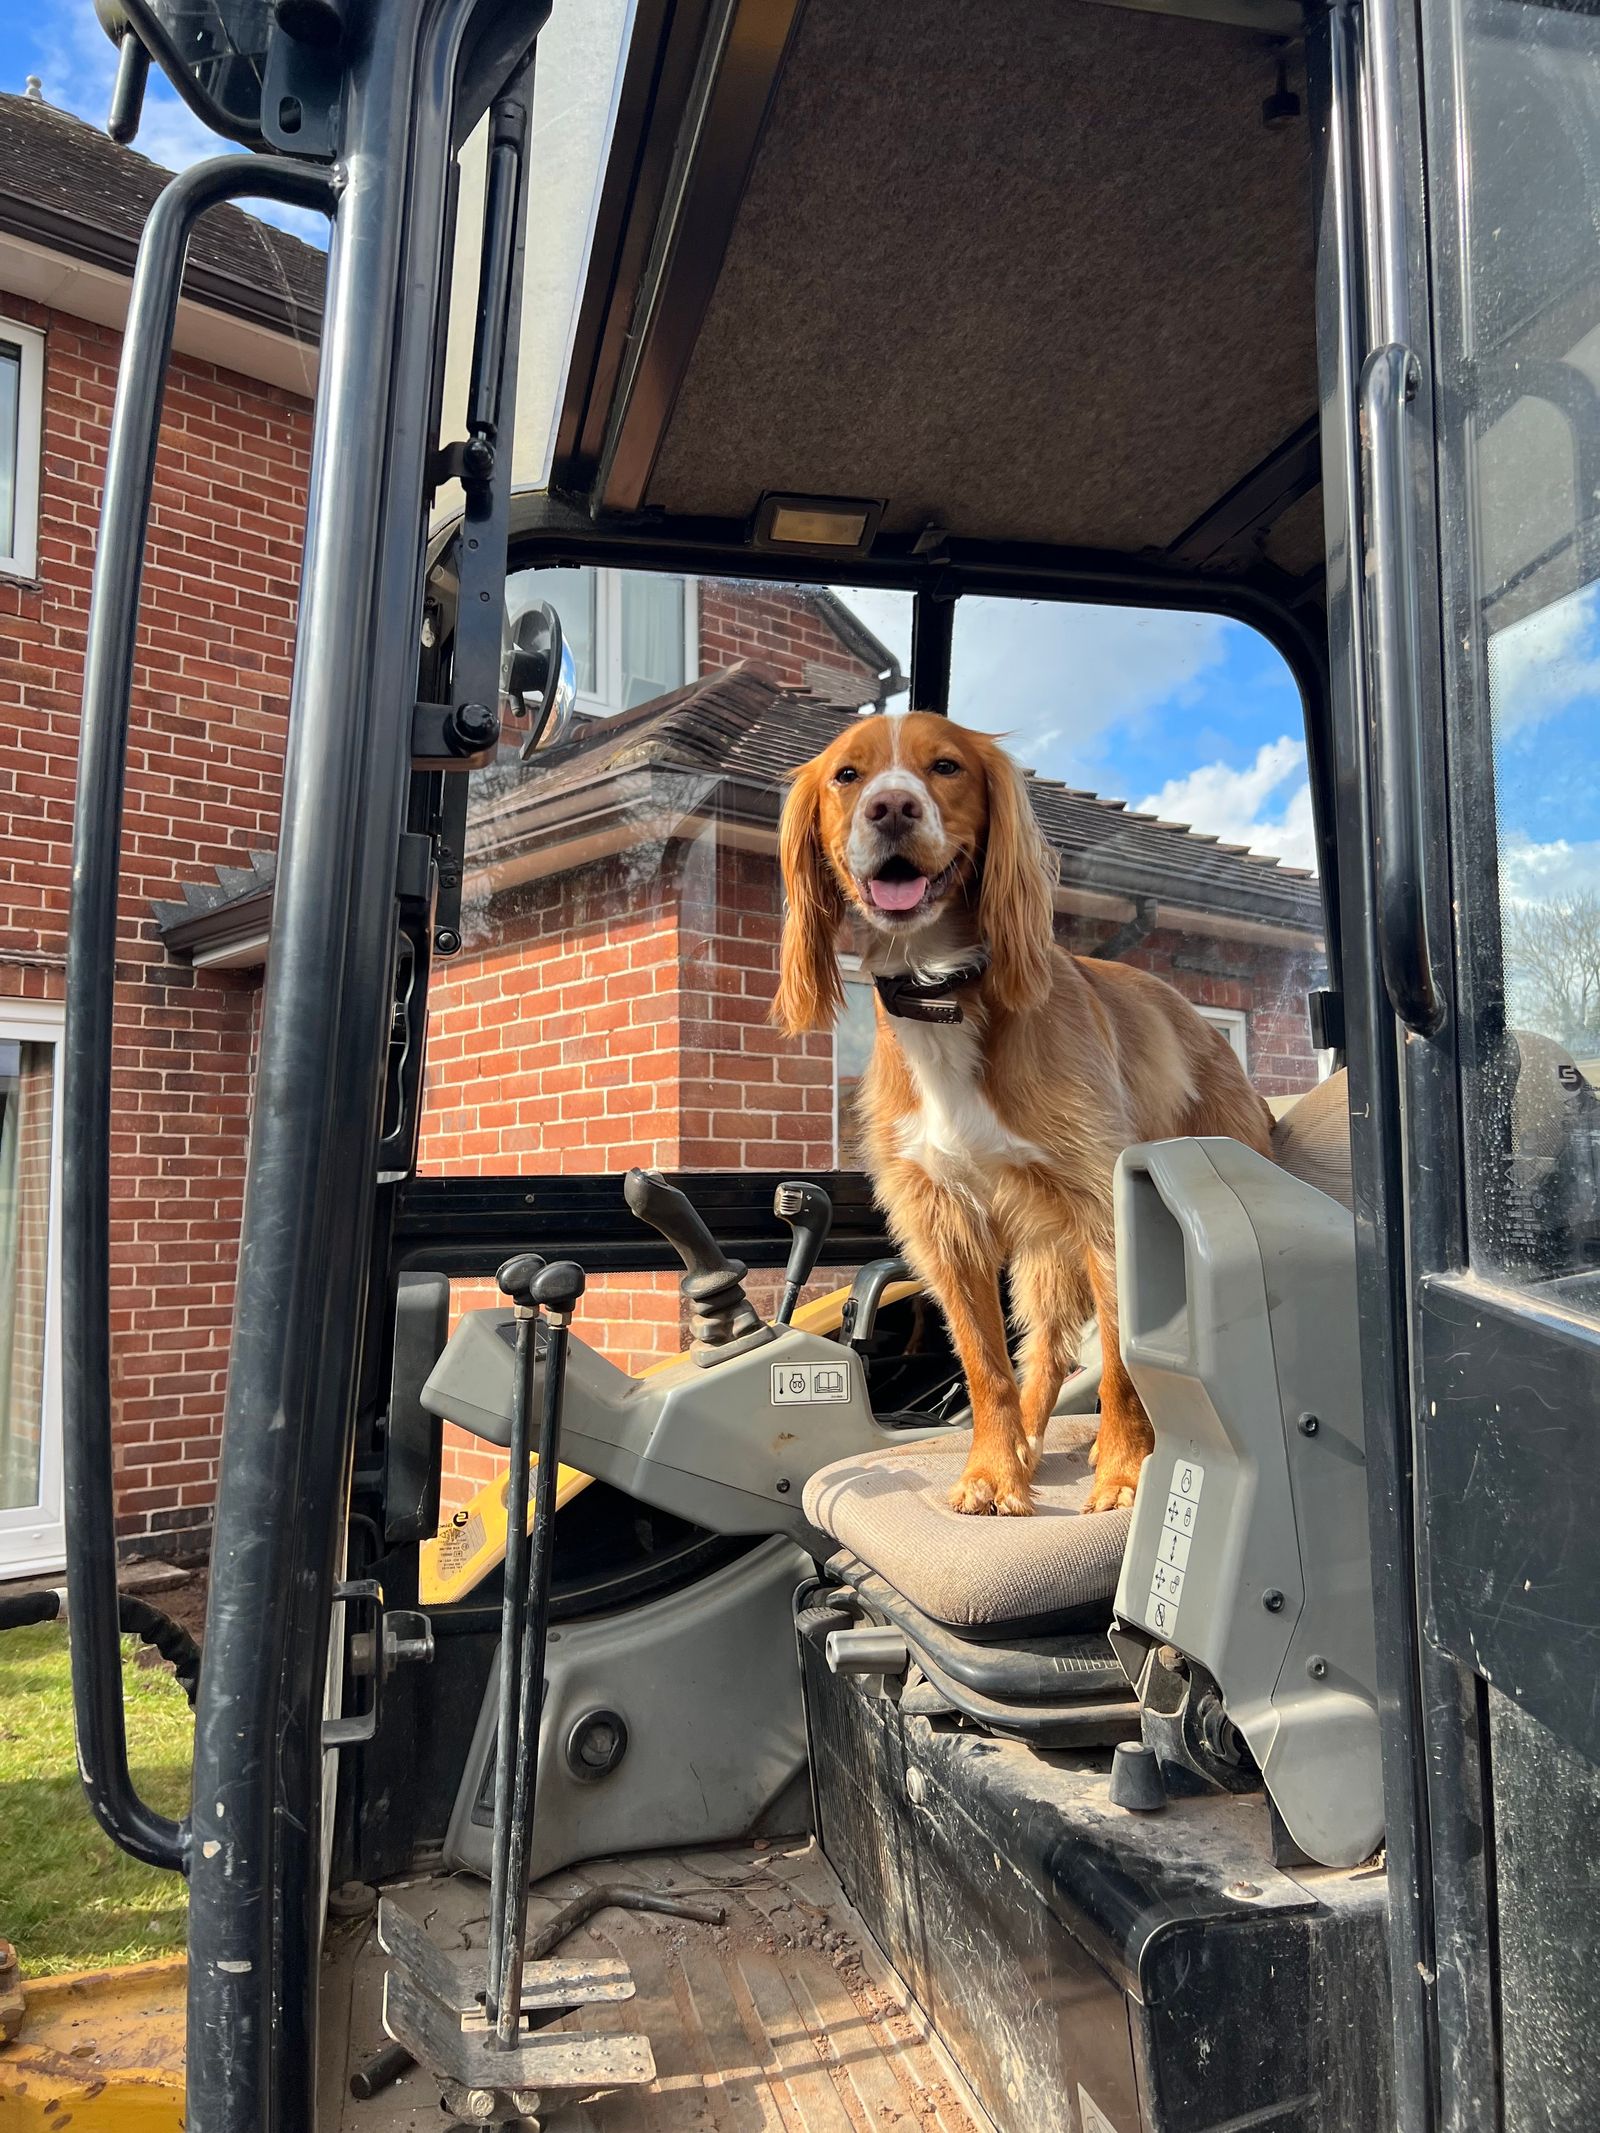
<box><xmin>0</xmin><ymin>1002</ymin><xmax>63</xmax><ymax>1576</ymax></box>
<box><xmin>834</xmin><ymin>973</ymin><xmax>877</xmax><ymax>1168</ymax></box>
<box><xmin>1195</xmin><ymin>1004</ymin><xmax>1250</xmax><ymax>1069</ymax></box>
<box><xmin>504</xmin><ymin>565</ymin><xmax>697</xmax><ymax>714</ymax></box>
<box><xmin>0</xmin><ymin>318</ymin><xmax>43</xmax><ymax>581</ymax></box>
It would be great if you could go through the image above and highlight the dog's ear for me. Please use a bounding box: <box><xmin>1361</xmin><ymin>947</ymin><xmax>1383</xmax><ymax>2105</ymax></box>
<box><xmin>977</xmin><ymin>736</ymin><xmax>1058</xmax><ymax>1015</ymax></box>
<box><xmin>773</xmin><ymin>760</ymin><xmax>847</xmax><ymax>1035</ymax></box>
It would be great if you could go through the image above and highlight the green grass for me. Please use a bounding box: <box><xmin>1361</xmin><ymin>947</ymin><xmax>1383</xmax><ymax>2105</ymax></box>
<box><xmin>0</xmin><ymin>1623</ymin><xmax>192</xmax><ymax>1977</ymax></box>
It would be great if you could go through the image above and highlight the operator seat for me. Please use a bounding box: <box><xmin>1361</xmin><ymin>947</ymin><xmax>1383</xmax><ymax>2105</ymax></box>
<box><xmin>801</xmin><ymin>1075</ymin><xmax>1362</xmax><ymax>1743</ymax></box>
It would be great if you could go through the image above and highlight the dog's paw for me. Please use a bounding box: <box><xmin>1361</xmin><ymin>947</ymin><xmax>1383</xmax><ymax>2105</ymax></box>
<box><xmin>948</xmin><ymin>1460</ymin><xmax>1034</xmax><ymax>1517</ymax></box>
<box><xmin>1084</xmin><ymin>1467</ymin><xmax>1139</xmax><ymax>1513</ymax></box>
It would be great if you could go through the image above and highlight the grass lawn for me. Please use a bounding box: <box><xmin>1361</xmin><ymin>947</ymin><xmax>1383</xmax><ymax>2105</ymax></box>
<box><xmin>0</xmin><ymin>1623</ymin><xmax>191</xmax><ymax>1977</ymax></box>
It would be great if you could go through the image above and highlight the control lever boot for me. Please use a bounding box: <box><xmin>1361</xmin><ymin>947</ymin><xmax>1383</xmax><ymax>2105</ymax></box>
<box><xmin>623</xmin><ymin>1168</ymin><xmax>768</xmax><ymax>1360</ymax></box>
<box><xmin>773</xmin><ymin>1181</ymin><xmax>832</xmax><ymax>1325</ymax></box>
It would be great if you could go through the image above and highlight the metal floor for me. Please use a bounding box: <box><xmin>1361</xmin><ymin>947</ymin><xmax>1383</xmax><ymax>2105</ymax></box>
<box><xmin>321</xmin><ymin>1840</ymin><xmax>984</xmax><ymax>2133</ymax></box>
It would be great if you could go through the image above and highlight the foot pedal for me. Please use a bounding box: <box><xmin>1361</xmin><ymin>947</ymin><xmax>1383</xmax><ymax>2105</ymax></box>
<box><xmin>378</xmin><ymin>1897</ymin><xmax>656</xmax><ymax>2107</ymax></box>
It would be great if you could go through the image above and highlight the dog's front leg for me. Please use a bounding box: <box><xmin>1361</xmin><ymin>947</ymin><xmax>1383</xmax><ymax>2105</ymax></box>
<box><xmin>897</xmin><ymin>1206</ymin><xmax>1031</xmax><ymax>1515</ymax></box>
<box><xmin>1084</xmin><ymin>1251</ymin><xmax>1153</xmax><ymax>1512</ymax></box>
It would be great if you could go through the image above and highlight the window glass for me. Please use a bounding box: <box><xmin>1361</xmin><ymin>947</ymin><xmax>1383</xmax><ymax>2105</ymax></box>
<box><xmin>619</xmin><ymin>570</ymin><xmax>687</xmax><ymax>709</ymax></box>
<box><xmin>939</xmin><ymin>596</ymin><xmax>1328</xmax><ymax>1102</ymax></box>
<box><xmin>1429</xmin><ymin>0</ymin><xmax>1600</xmax><ymax>1296</ymax></box>
<box><xmin>0</xmin><ymin>320</ymin><xmax>41</xmax><ymax>578</ymax></box>
<box><xmin>0</xmin><ymin>342</ymin><xmax>18</xmax><ymax>561</ymax></box>
<box><xmin>0</xmin><ymin>1038</ymin><xmax>55</xmax><ymax>1518</ymax></box>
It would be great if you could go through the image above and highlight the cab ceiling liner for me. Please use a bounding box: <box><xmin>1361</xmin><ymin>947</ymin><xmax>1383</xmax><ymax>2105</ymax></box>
<box><xmin>574</xmin><ymin>0</ymin><xmax>1319</xmax><ymax>568</ymax></box>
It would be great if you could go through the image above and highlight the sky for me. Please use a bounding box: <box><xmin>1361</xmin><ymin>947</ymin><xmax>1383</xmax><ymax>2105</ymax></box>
<box><xmin>837</xmin><ymin>587</ymin><xmax>1319</xmax><ymax>875</ymax></box>
<box><xmin>0</xmin><ymin>0</ymin><xmax>328</xmax><ymax>244</ymax></box>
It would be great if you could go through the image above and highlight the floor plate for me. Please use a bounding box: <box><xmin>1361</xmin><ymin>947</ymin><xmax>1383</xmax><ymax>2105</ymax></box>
<box><xmin>324</xmin><ymin>1840</ymin><xmax>984</xmax><ymax>2132</ymax></box>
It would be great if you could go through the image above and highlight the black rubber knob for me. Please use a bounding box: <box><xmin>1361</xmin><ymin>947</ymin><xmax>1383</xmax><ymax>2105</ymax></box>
<box><xmin>531</xmin><ymin>1259</ymin><xmax>586</xmax><ymax>1315</ymax></box>
<box><xmin>496</xmin><ymin>1253</ymin><xmax>545</xmax><ymax>1307</ymax></box>
<box><xmin>1108</xmin><ymin>1740</ymin><xmax>1167</xmax><ymax>1813</ymax></box>
<box><xmin>624</xmin><ymin>1169</ymin><xmax>734</xmax><ymax>1287</ymax></box>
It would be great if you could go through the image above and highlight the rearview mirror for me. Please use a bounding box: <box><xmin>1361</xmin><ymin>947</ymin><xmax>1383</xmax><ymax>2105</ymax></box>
<box><xmin>501</xmin><ymin>601</ymin><xmax>580</xmax><ymax>758</ymax></box>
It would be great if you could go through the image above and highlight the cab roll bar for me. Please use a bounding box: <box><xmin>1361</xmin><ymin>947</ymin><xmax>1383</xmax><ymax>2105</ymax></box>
<box><xmin>65</xmin><ymin>151</ymin><xmax>334</xmax><ymax>1880</ymax></box>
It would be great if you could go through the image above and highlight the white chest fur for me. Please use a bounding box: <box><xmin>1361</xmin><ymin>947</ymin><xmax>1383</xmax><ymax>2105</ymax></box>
<box><xmin>891</xmin><ymin>1018</ymin><xmax>1048</xmax><ymax>1186</ymax></box>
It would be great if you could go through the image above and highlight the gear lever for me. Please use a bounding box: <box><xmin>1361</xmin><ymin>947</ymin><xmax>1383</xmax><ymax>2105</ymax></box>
<box><xmin>772</xmin><ymin>1181</ymin><xmax>832</xmax><ymax>1325</ymax></box>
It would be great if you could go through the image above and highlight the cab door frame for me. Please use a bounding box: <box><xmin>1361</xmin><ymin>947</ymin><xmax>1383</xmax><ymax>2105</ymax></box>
<box><xmin>1313</xmin><ymin>1</ymin><xmax>1496</xmax><ymax>2127</ymax></box>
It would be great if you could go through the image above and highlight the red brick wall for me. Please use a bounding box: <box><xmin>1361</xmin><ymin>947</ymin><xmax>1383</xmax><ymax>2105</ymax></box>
<box><xmin>1058</xmin><ymin>914</ymin><xmax>1324</xmax><ymax>1097</ymax></box>
<box><xmin>698</xmin><ymin>582</ymin><xmax>885</xmax><ymax>701</ymax></box>
<box><xmin>0</xmin><ymin>291</ymin><xmax>311</xmax><ymax>1558</ymax></box>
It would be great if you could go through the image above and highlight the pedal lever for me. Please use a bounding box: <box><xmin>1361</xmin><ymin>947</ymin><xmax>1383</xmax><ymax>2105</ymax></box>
<box><xmin>485</xmin><ymin>1258</ymin><xmax>585</xmax><ymax>2050</ymax></box>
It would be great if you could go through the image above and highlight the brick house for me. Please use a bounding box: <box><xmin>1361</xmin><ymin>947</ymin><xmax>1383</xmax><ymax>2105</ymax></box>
<box><xmin>0</xmin><ymin>87</ymin><xmax>322</xmax><ymax>1575</ymax></box>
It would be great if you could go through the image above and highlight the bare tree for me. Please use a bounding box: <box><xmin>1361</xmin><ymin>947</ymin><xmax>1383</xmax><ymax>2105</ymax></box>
<box><xmin>1502</xmin><ymin>892</ymin><xmax>1600</xmax><ymax>1049</ymax></box>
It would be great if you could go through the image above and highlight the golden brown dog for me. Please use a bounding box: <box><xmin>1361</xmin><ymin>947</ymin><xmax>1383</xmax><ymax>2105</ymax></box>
<box><xmin>773</xmin><ymin>711</ymin><xmax>1273</xmax><ymax>1516</ymax></box>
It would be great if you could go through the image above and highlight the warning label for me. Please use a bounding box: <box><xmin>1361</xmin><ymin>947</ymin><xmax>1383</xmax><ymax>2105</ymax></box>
<box><xmin>1145</xmin><ymin>1456</ymin><xmax>1204</xmax><ymax>1640</ymax></box>
<box><xmin>770</xmin><ymin>1360</ymin><xmax>851</xmax><ymax>1406</ymax></box>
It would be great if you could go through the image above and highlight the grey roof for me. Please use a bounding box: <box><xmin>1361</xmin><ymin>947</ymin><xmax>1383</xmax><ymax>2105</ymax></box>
<box><xmin>466</xmin><ymin>666</ymin><xmax>1323</xmax><ymax>933</ymax></box>
<box><xmin>155</xmin><ymin>667</ymin><xmax>1323</xmax><ymax>961</ymax></box>
<box><xmin>0</xmin><ymin>90</ymin><xmax>323</xmax><ymax>341</ymax></box>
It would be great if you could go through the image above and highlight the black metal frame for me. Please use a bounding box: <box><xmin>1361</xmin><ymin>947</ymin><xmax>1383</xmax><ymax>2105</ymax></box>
<box><xmin>65</xmin><ymin>152</ymin><xmax>335</xmax><ymax>1884</ymax></box>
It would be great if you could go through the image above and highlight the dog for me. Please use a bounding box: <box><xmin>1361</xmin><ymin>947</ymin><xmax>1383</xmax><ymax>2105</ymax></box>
<box><xmin>773</xmin><ymin>711</ymin><xmax>1274</xmax><ymax>1516</ymax></box>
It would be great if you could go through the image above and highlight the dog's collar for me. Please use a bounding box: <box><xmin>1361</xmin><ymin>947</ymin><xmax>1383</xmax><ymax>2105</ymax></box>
<box><xmin>873</xmin><ymin>951</ymin><xmax>990</xmax><ymax>1025</ymax></box>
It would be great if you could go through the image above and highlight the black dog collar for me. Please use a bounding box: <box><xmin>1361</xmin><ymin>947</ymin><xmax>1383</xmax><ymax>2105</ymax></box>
<box><xmin>872</xmin><ymin>952</ymin><xmax>990</xmax><ymax>1025</ymax></box>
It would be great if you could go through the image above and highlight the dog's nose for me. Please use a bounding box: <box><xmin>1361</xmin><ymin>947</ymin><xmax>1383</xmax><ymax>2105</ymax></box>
<box><xmin>864</xmin><ymin>787</ymin><xmax>924</xmax><ymax>832</ymax></box>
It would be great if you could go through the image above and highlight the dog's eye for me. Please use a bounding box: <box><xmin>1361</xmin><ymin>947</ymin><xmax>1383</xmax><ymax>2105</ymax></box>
<box><xmin>834</xmin><ymin>765</ymin><xmax>860</xmax><ymax>785</ymax></box>
<box><xmin>930</xmin><ymin>757</ymin><xmax>962</xmax><ymax>777</ymax></box>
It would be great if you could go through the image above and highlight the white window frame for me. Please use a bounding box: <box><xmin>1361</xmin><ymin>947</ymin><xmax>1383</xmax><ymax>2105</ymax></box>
<box><xmin>0</xmin><ymin>998</ymin><xmax>65</xmax><ymax>1576</ymax></box>
<box><xmin>1195</xmin><ymin>1004</ymin><xmax>1250</xmax><ymax>1069</ymax></box>
<box><xmin>0</xmin><ymin>318</ymin><xmax>43</xmax><ymax>582</ymax></box>
<box><xmin>579</xmin><ymin>568</ymin><xmax>700</xmax><ymax>716</ymax></box>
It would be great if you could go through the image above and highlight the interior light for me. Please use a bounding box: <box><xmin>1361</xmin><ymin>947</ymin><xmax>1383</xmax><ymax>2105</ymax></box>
<box><xmin>753</xmin><ymin>493</ymin><xmax>883</xmax><ymax>555</ymax></box>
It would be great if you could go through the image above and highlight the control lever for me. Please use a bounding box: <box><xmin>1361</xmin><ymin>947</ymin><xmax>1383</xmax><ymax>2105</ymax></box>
<box><xmin>623</xmin><ymin>1169</ymin><xmax>770</xmax><ymax>1362</ymax></box>
<box><xmin>773</xmin><ymin>1181</ymin><xmax>832</xmax><ymax>1326</ymax></box>
<box><xmin>839</xmin><ymin>1257</ymin><xmax>913</xmax><ymax>1349</ymax></box>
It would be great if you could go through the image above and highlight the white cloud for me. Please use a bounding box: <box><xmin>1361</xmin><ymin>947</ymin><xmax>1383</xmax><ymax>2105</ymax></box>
<box><xmin>26</xmin><ymin>17</ymin><xmax>327</xmax><ymax>246</ymax></box>
<box><xmin>1137</xmin><ymin>736</ymin><xmax>1318</xmax><ymax>873</ymax></box>
<box><xmin>1488</xmin><ymin>583</ymin><xmax>1600</xmax><ymax>738</ymax></box>
<box><xmin>949</xmin><ymin>600</ymin><xmax>1231</xmax><ymax>782</ymax></box>
<box><xmin>1499</xmin><ymin>834</ymin><xmax>1600</xmax><ymax>906</ymax></box>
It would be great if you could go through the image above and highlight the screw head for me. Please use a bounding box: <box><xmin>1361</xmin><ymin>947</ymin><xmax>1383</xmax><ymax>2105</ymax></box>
<box><xmin>1263</xmin><ymin>1588</ymin><xmax>1286</xmax><ymax>1613</ymax></box>
<box><xmin>1298</xmin><ymin>1411</ymin><xmax>1320</xmax><ymax>1436</ymax></box>
<box><xmin>776</xmin><ymin>1478</ymin><xmax>791</xmax><ymax>1494</ymax></box>
<box><xmin>1225</xmin><ymin>1880</ymin><xmax>1264</xmax><ymax>1901</ymax></box>
<box><xmin>1307</xmin><ymin>1655</ymin><xmax>1328</xmax><ymax>1679</ymax></box>
<box><xmin>434</xmin><ymin>926</ymin><xmax>461</xmax><ymax>955</ymax></box>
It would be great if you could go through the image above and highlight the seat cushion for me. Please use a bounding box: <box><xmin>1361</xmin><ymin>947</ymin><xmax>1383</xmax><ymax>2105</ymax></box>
<box><xmin>802</xmin><ymin>1417</ymin><xmax>1132</xmax><ymax>1633</ymax></box>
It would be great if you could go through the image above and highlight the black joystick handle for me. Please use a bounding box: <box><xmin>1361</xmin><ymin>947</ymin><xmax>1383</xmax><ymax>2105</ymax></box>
<box><xmin>623</xmin><ymin>1168</ymin><xmax>763</xmax><ymax>1353</ymax></box>
<box><xmin>773</xmin><ymin>1181</ymin><xmax>832</xmax><ymax>1326</ymax></box>
<box><xmin>496</xmin><ymin>1252</ymin><xmax>546</xmax><ymax>1309</ymax></box>
<box><xmin>531</xmin><ymin>1259</ymin><xmax>586</xmax><ymax>1321</ymax></box>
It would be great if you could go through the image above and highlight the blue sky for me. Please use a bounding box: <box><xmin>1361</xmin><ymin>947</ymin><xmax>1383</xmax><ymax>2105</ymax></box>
<box><xmin>0</xmin><ymin>0</ymin><xmax>328</xmax><ymax>243</ymax></box>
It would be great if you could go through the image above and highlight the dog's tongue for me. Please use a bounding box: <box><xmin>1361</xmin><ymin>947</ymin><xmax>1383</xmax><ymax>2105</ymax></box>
<box><xmin>869</xmin><ymin>873</ymin><xmax>928</xmax><ymax>913</ymax></box>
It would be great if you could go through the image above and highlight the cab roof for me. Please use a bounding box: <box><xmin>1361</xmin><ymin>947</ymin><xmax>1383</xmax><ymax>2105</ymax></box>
<box><xmin>547</xmin><ymin>0</ymin><xmax>1319</xmax><ymax>604</ymax></box>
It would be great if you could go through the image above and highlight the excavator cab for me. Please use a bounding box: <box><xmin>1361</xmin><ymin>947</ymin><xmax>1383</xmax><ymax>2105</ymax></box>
<box><xmin>16</xmin><ymin>0</ymin><xmax>1600</xmax><ymax>2127</ymax></box>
